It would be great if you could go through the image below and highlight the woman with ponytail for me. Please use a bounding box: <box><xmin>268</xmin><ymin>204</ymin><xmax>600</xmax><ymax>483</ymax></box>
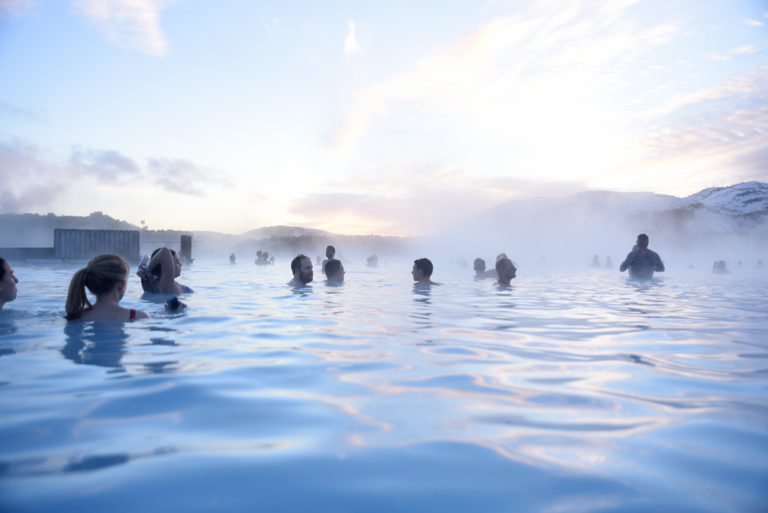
<box><xmin>66</xmin><ymin>254</ymin><xmax>148</xmax><ymax>321</ymax></box>
<box><xmin>137</xmin><ymin>247</ymin><xmax>192</xmax><ymax>295</ymax></box>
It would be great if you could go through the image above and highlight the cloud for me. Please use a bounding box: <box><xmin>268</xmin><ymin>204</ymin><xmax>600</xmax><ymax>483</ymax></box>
<box><xmin>745</xmin><ymin>18</ymin><xmax>764</xmax><ymax>26</ymax></box>
<box><xmin>0</xmin><ymin>140</ymin><xmax>68</xmax><ymax>211</ymax></box>
<box><xmin>0</xmin><ymin>101</ymin><xmax>45</xmax><ymax>123</ymax></box>
<box><xmin>146</xmin><ymin>158</ymin><xmax>216</xmax><ymax>197</ymax></box>
<box><xmin>70</xmin><ymin>148</ymin><xmax>141</xmax><ymax>182</ymax></box>
<box><xmin>290</xmin><ymin>164</ymin><xmax>588</xmax><ymax>235</ymax></box>
<box><xmin>344</xmin><ymin>20</ymin><xmax>360</xmax><ymax>55</ymax></box>
<box><xmin>0</xmin><ymin>138</ymin><xmax>221</xmax><ymax>212</ymax></box>
<box><xmin>0</xmin><ymin>0</ymin><xmax>35</xmax><ymax>17</ymax></box>
<box><xmin>73</xmin><ymin>0</ymin><xmax>171</xmax><ymax>57</ymax></box>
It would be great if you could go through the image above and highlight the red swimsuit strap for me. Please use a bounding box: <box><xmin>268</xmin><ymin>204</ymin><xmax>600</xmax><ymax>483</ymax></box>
<box><xmin>129</xmin><ymin>309</ymin><xmax>136</xmax><ymax>321</ymax></box>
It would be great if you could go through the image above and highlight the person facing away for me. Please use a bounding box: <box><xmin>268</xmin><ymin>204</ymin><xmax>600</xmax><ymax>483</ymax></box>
<box><xmin>495</xmin><ymin>253</ymin><xmax>517</xmax><ymax>286</ymax></box>
<box><xmin>473</xmin><ymin>258</ymin><xmax>497</xmax><ymax>279</ymax></box>
<box><xmin>137</xmin><ymin>247</ymin><xmax>193</xmax><ymax>295</ymax></box>
<box><xmin>619</xmin><ymin>233</ymin><xmax>664</xmax><ymax>279</ymax></box>
<box><xmin>321</xmin><ymin>245</ymin><xmax>336</xmax><ymax>274</ymax></box>
<box><xmin>66</xmin><ymin>254</ymin><xmax>149</xmax><ymax>322</ymax></box>
<box><xmin>324</xmin><ymin>258</ymin><xmax>345</xmax><ymax>283</ymax></box>
<box><xmin>229</xmin><ymin>253</ymin><xmax>236</xmax><ymax>264</ymax></box>
<box><xmin>0</xmin><ymin>257</ymin><xmax>19</xmax><ymax>310</ymax></box>
<box><xmin>289</xmin><ymin>254</ymin><xmax>314</xmax><ymax>286</ymax></box>
<box><xmin>412</xmin><ymin>258</ymin><xmax>439</xmax><ymax>285</ymax></box>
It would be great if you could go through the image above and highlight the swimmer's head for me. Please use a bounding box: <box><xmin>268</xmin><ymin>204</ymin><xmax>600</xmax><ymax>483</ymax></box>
<box><xmin>326</xmin><ymin>245</ymin><xmax>335</xmax><ymax>259</ymax></box>
<box><xmin>473</xmin><ymin>258</ymin><xmax>486</xmax><ymax>274</ymax></box>
<box><xmin>495</xmin><ymin>256</ymin><xmax>517</xmax><ymax>283</ymax></box>
<box><xmin>412</xmin><ymin>258</ymin><xmax>433</xmax><ymax>281</ymax></box>
<box><xmin>325</xmin><ymin>259</ymin><xmax>344</xmax><ymax>282</ymax></box>
<box><xmin>636</xmin><ymin>233</ymin><xmax>649</xmax><ymax>249</ymax></box>
<box><xmin>291</xmin><ymin>254</ymin><xmax>313</xmax><ymax>284</ymax></box>
<box><xmin>0</xmin><ymin>257</ymin><xmax>18</xmax><ymax>307</ymax></box>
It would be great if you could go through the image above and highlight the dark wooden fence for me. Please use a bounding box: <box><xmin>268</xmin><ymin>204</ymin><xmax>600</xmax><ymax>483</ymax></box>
<box><xmin>54</xmin><ymin>229</ymin><xmax>140</xmax><ymax>262</ymax></box>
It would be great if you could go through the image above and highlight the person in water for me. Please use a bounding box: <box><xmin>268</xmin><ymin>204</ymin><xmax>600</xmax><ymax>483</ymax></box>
<box><xmin>412</xmin><ymin>258</ymin><xmax>439</xmax><ymax>285</ymax></box>
<box><xmin>138</xmin><ymin>247</ymin><xmax>193</xmax><ymax>294</ymax></box>
<box><xmin>495</xmin><ymin>253</ymin><xmax>517</xmax><ymax>285</ymax></box>
<box><xmin>473</xmin><ymin>258</ymin><xmax>497</xmax><ymax>279</ymax></box>
<box><xmin>289</xmin><ymin>254</ymin><xmax>313</xmax><ymax>286</ymax></box>
<box><xmin>324</xmin><ymin>259</ymin><xmax>345</xmax><ymax>283</ymax></box>
<box><xmin>0</xmin><ymin>257</ymin><xmax>18</xmax><ymax>310</ymax></box>
<box><xmin>619</xmin><ymin>233</ymin><xmax>664</xmax><ymax>279</ymax></box>
<box><xmin>321</xmin><ymin>245</ymin><xmax>336</xmax><ymax>274</ymax></box>
<box><xmin>66</xmin><ymin>254</ymin><xmax>148</xmax><ymax>321</ymax></box>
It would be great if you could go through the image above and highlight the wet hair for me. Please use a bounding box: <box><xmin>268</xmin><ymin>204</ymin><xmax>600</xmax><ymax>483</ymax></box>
<box><xmin>414</xmin><ymin>258</ymin><xmax>433</xmax><ymax>278</ymax></box>
<box><xmin>65</xmin><ymin>254</ymin><xmax>129</xmax><ymax>320</ymax></box>
<box><xmin>637</xmin><ymin>233</ymin><xmax>649</xmax><ymax>246</ymax></box>
<box><xmin>326</xmin><ymin>245</ymin><xmax>335</xmax><ymax>258</ymax></box>
<box><xmin>325</xmin><ymin>259</ymin><xmax>343</xmax><ymax>278</ymax></box>
<box><xmin>473</xmin><ymin>258</ymin><xmax>486</xmax><ymax>273</ymax></box>
<box><xmin>0</xmin><ymin>257</ymin><xmax>6</xmax><ymax>280</ymax></box>
<box><xmin>291</xmin><ymin>254</ymin><xmax>309</xmax><ymax>274</ymax></box>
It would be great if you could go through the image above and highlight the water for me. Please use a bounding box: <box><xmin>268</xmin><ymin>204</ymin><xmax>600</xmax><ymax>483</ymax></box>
<box><xmin>1</xmin><ymin>260</ymin><xmax>767</xmax><ymax>512</ymax></box>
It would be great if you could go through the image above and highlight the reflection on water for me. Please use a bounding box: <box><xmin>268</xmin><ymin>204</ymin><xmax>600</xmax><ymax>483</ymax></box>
<box><xmin>0</xmin><ymin>263</ymin><xmax>767</xmax><ymax>512</ymax></box>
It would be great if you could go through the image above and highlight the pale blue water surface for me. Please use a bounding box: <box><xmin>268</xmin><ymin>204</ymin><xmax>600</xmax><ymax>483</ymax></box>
<box><xmin>1</xmin><ymin>260</ymin><xmax>767</xmax><ymax>512</ymax></box>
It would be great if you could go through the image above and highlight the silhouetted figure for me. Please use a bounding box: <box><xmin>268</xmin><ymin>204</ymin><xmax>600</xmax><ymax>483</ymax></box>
<box><xmin>366</xmin><ymin>255</ymin><xmax>378</xmax><ymax>267</ymax></box>
<box><xmin>256</xmin><ymin>250</ymin><xmax>263</xmax><ymax>264</ymax></box>
<box><xmin>324</xmin><ymin>259</ymin><xmax>345</xmax><ymax>283</ymax></box>
<box><xmin>619</xmin><ymin>233</ymin><xmax>664</xmax><ymax>279</ymax></box>
<box><xmin>712</xmin><ymin>260</ymin><xmax>729</xmax><ymax>274</ymax></box>
<box><xmin>591</xmin><ymin>255</ymin><xmax>601</xmax><ymax>268</ymax></box>
<box><xmin>229</xmin><ymin>253</ymin><xmax>236</xmax><ymax>264</ymax></box>
<box><xmin>322</xmin><ymin>245</ymin><xmax>337</xmax><ymax>274</ymax></box>
<box><xmin>604</xmin><ymin>256</ymin><xmax>613</xmax><ymax>269</ymax></box>
<box><xmin>289</xmin><ymin>254</ymin><xmax>313</xmax><ymax>286</ymax></box>
<box><xmin>473</xmin><ymin>258</ymin><xmax>497</xmax><ymax>279</ymax></box>
<box><xmin>495</xmin><ymin>253</ymin><xmax>517</xmax><ymax>286</ymax></box>
<box><xmin>0</xmin><ymin>257</ymin><xmax>18</xmax><ymax>310</ymax></box>
<box><xmin>264</xmin><ymin>251</ymin><xmax>274</xmax><ymax>264</ymax></box>
<box><xmin>412</xmin><ymin>258</ymin><xmax>439</xmax><ymax>285</ymax></box>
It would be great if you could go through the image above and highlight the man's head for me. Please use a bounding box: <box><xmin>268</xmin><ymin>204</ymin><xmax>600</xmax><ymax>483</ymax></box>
<box><xmin>324</xmin><ymin>259</ymin><xmax>345</xmax><ymax>282</ymax></box>
<box><xmin>473</xmin><ymin>258</ymin><xmax>486</xmax><ymax>274</ymax></box>
<box><xmin>636</xmin><ymin>233</ymin><xmax>649</xmax><ymax>249</ymax></box>
<box><xmin>0</xmin><ymin>257</ymin><xmax>18</xmax><ymax>308</ymax></box>
<box><xmin>291</xmin><ymin>254</ymin><xmax>313</xmax><ymax>284</ymax></box>
<box><xmin>325</xmin><ymin>245</ymin><xmax>335</xmax><ymax>259</ymax></box>
<box><xmin>495</xmin><ymin>255</ymin><xmax>516</xmax><ymax>284</ymax></box>
<box><xmin>412</xmin><ymin>258</ymin><xmax>433</xmax><ymax>282</ymax></box>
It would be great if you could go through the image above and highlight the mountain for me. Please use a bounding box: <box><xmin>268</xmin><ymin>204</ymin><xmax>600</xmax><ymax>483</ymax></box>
<box><xmin>442</xmin><ymin>181</ymin><xmax>768</xmax><ymax>266</ymax></box>
<box><xmin>683</xmin><ymin>181</ymin><xmax>768</xmax><ymax>218</ymax></box>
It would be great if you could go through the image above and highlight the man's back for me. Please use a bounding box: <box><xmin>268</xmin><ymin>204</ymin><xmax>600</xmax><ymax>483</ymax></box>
<box><xmin>620</xmin><ymin>248</ymin><xmax>664</xmax><ymax>279</ymax></box>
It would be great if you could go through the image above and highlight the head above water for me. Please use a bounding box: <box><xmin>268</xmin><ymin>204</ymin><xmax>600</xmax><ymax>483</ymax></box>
<box><xmin>326</xmin><ymin>245</ymin><xmax>335</xmax><ymax>259</ymax></box>
<box><xmin>291</xmin><ymin>254</ymin><xmax>313</xmax><ymax>284</ymax></box>
<box><xmin>0</xmin><ymin>257</ymin><xmax>19</xmax><ymax>308</ymax></box>
<box><xmin>150</xmin><ymin>247</ymin><xmax>181</xmax><ymax>278</ymax></box>
<box><xmin>324</xmin><ymin>259</ymin><xmax>344</xmax><ymax>282</ymax></box>
<box><xmin>413</xmin><ymin>258</ymin><xmax>433</xmax><ymax>281</ymax></box>
<box><xmin>636</xmin><ymin>233</ymin><xmax>649</xmax><ymax>249</ymax></box>
<box><xmin>65</xmin><ymin>254</ymin><xmax>129</xmax><ymax>319</ymax></box>
<box><xmin>473</xmin><ymin>258</ymin><xmax>486</xmax><ymax>273</ymax></box>
<box><xmin>495</xmin><ymin>255</ymin><xmax>517</xmax><ymax>284</ymax></box>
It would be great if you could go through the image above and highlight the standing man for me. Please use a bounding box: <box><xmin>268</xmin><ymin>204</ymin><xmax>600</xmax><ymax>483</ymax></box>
<box><xmin>620</xmin><ymin>233</ymin><xmax>665</xmax><ymax>279</ymax></box>
<box><xmin>289</xmin><ymin>254</ymin><xmax>314</xmax><ymax>286</ymax></box>
<box><xmin>0</xmin><ymin>257</ymin><xmax>19</xmax><ymax>310</ymax></box>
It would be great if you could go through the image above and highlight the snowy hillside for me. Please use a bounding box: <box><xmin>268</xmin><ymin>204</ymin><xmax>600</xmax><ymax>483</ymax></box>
<box><xmin>683</xmin><ymin>182</ymin><xmax>768</xmax><ymax>217</ymax></box>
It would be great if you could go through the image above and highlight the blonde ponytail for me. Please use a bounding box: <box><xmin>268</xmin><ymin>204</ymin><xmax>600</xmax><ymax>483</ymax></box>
<box><xmin>65</xmin><ymin>268</ymin><xmax>91</xmax><ymax>320</ymax></box>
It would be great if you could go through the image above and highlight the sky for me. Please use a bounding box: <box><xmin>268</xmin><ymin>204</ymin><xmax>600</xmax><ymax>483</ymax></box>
<box><xmin>0</xmin><ymin>0</ymin><xmax>766</xmax><ymax>236</ymax></box>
